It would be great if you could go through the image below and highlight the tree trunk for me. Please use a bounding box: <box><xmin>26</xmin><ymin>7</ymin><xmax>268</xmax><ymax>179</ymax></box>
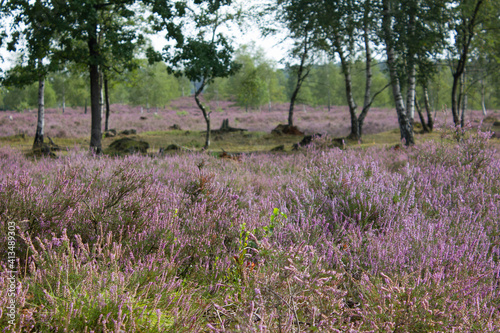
<box><xmin>33</xmin><ymin>76</ymin><xmax>45</xmax><ymax>149</ymax></box>
<box><xmin>415</xmin><ymin>97</ymin><xmax>429</xmax><ymax>133</ymax></box>
<box><xmin>481</xmin><ymin>79</ymin><xmax>487</xmax><ymax>116</ymax></box>
<box><xmin>104</xmin><ymin>74</ymin><xmax>111</xmax><ymax>132</ymax></box>
<box><xmin>194</xmin><ymin>79</ymin><xmax>210</xmax><ymax>149</ymax></box>
<box><xmin>357</xmin><ymin>5</ymin><xmax>374</xmax><ymax>140</ymax></box>
<box><xmin>62</xmin><ymin>84</ymin><xmax>65</xmax><ymax>114</ymax></box>
<box><xmin>406</xmin><ymin>9</ymin><xmax>416</xmax><ymax>130</ymax></box>
<box><xmin>450</xmin><ymin>0</ymin><xmax>484</xmax><ymax>127</ymax></box>
<box><xmin>337</xmin><ymin>37</ymin><xmax>359</xmax><ymax>140</ymax></box>
<box><xmin>288</xmin><ymin>32</ymin><xmax>310</xmax><ymax>127</ymax></box>
<box><xmin>100</xmin><ymin>71</ymin><xmax>104</xmax><ymax>119</ymax></box>
<box><xmin>406</xmin><ymin>62</ymin><xmax>416</xmax><ymax>127</ymax></box>
<box><xmin>460</xmin><ymin>71</ymin><xmax>467</xmax><ymax>127</ymax></box>
<box><xmin>382</xmin><ymin>0</ymin><xmax>414</xmax><ymax>145</ymax></box>
<box><xmin>423</xmin><ymin>84</ymin><xmax>433</xmax><ymax>131</ymax></box>
<box><xmin>88</xmin><ymin>31</ymin><xmax>102</xmax><ymax>154</ymax></box>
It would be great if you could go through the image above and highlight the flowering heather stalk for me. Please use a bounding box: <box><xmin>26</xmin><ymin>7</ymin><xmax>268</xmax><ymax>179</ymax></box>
<box><xmin>0</xmin><ymin>125</ymin><xmax>499</xmax><ymax>331</ymax></box>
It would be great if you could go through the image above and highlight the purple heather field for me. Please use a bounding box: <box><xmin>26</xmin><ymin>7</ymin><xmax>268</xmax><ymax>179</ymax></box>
<box><xmin>0</xmin><ymin>98</ymin><xmax>500</xmax><ymax>331</ymax></box>
<box><xmin>1</xmin><ymin>96</ymin><xmax>497</xmax><ymax>139</ymax></box>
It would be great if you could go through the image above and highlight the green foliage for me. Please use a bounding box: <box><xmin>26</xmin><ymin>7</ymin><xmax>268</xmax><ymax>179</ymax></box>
<box><xmin>264</xmin><ymin>208</ymin><xmax>287</xmax><ymax>237</ymax></box>
<box><xmin>2</xmin><ymin>81</ymin><xmax>56</xmax><ymax>111</ymax></box>
<box><xmin>129</xmin><ymin>62</ymin><xmax>182</xmax><ymax>108</ymax></box>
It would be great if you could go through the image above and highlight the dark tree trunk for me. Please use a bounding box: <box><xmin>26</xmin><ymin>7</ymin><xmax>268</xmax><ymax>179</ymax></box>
<box><xmin>423</xmin><ymin>84</ymin><xmax>433</xmax><ymax>131</ymax></box>
<box><xmin>460</xmin><ymin>71</ymin><xmax>467</xmax><ymax>128</ymax></box>
<box><xmin>382</xmin><ymin>0</ymin><xmax>414</xmax><ymax>145</ymax></box>
<box><xmin>89</xmin><ymin>31</ymin><xmax>102</xmax><ymax>154</ymax></box>
<box><xmin>288</xmin><ymin>32</ymin><xmax>311</xmax><ymax>127</ymax></box>
<box><xmin>415</xmin><ymin>97</ymin><xmax>430</xmax><ymax>133</ymax></box>
<box><xmin>337</xmin><ymin>37</ymin><xmax>359</xmax><ymax>141</ymax></box>
<box><xmin>450</xmin><ymin>0</ymin><xmax>484</xmax><ymax>127</ymax></box>
<box><xmin>104</xmin><ymin>74</ymin><xmax>111</xmax><ymax>132</ymax></box>
<box><xmin>33</xmin><ymin>76</ymin><xmax>45</xmax><ymax>149</ymax></box>
<box><xmin>194</xmin><ymin>79</ymin><xmax>211</xmax><ymax>149</ymax></box>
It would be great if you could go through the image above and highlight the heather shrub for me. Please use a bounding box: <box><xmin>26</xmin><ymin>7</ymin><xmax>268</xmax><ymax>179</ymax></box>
<box><xmin>357</xmin><ymin>271</ymin><xmax>500</xmax><ymax>332</ymax></box>
<box><xmin>0</xmin><ymin>158</ymin><xmax>173</xmax><ymax>265</ymax></box>
<box><xmin>1</xmin><ymin>126</ymin><xmax>499</xmax><ymax>331</ymax></box>
<box><xmin>6</xmin><ymin>229</ymin><xmax>203</xmax><ymax>332</ymax></box>
<box><xmin>206</xmin><ymin>242</ymin><xmax>358</xmax><ymax>332</ymax></box>
<box><xmin>175</xmin><ymin>168</ymin><xmax>242</xmax><ymax>282</ymax></box>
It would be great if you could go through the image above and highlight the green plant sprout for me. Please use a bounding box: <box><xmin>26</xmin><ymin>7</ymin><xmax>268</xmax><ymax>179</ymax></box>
<box><xmin>263</xmin><ymin>208</ymin><xmax>287</xmax><ymax>238</ymax></box>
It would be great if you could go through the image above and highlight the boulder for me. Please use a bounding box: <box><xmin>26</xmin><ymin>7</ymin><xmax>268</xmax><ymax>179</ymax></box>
<box><xmin>106</xmin><ymin>138</ymin><xmax>149</xmax><ymax>155</ymax></box>
<box><xmin>104</xmin><ymin>129</ymin><xmax>117</xmax><ymax>138</ymax></box>
<box><xmin>169</xmin><ymin>124</ymin><xmax>182</xmax><ymax>130</ymax></box>
<box><xmin>271</xmin><ymin>145</ymin><xmax>285</xmax><ymax>152</ymax></box>
<box><xmin>271</xmin><ymin>124</ymin><xmax>304</xmax><ymax>136</ymax></box>
<box><xmin>120</xmin><ymin>129</ymin><xmax>137</xmax><ymax>135</ymax></box>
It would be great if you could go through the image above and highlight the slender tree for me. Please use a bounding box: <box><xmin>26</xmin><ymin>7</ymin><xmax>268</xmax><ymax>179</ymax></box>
<box><xmin>448</xmin><ymin>0</ymin><xmax>485</xmax><ymax>127</ymax></box>
<box><xmin>159</xmin><ymin>0</ymin><xmax>240</xmax><ymax>149</ymax></box>
<box><xmin>2</xmin><ymin>0</ymin><xmax>58</xmax><ymax>150</ymax></box>
<box><xmin>381</xmin><ymin>0</ymin><xmax>414</xmax><ymax>145</ymax></box>
<box><xmin>380</xmin><ymin>0</ymin><xmax>448</xmax><ymax>144</ymax></box>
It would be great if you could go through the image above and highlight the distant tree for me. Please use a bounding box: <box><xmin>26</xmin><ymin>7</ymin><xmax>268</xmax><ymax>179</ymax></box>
<box><xmin>225</xmin><ymin>44</ymin><xmax>284</xmax><ymax>111</ymax></box>
<box><xmin>129</xmin><ymin>61</ymin><xmax>181</xmax><ymax>110</ymax></box>
<box><xmin>259</xmin><ymin>0</ymin><xmax>318</xmax><ymax>127</ymax></box>
<box><xmin>2</xmin><ymin>0</ymin><xmax>60</xmax><ymax>149</ymax></box>
<box><xmin>159</xmin><ymin>0</ymin><xmax>240</xmax><ymax>149</ymax></box>
<box><xmin>308</xmin><ymin>62</ymin><xmax>339</xmax><ymax>111</ymax></box>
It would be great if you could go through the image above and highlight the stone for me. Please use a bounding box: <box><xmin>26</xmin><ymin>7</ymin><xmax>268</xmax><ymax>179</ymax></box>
<box><xmin>104</xmin><ymin>129</ymin><xmax>117</xmax><ymax>137</ymax></box>
<box><xmin>271</xmin><ymin>124</ymin><xmax>304</xmax><ymax>136</ymax></box>
<box><xmin>169</xmin><ymin>124</ymin><xmax>182</xmax><ymax>130</ymax></box>
<box><xmin>120</xmin><ymin>129</ymin><xmax>137</xmax><ymax>135</ymax></box>
<box><xmin>271</xmin><ymin>145</ymin><xmax>285</xmax><ymax>152</ymax></box>
<box><xmin>106</xmin><ymin>138</ymin><xmax>149</xmax><ymax>155</ymax></box>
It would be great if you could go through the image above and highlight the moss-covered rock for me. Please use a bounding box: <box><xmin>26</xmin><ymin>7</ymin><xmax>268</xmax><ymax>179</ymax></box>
<box><xmin>105</xmin><ymin>138</ymin><xmax>149</xmax><ymax>156</ymax></box>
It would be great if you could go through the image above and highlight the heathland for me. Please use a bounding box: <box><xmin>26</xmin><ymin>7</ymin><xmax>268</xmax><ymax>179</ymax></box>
<box><xmin>1</xmin><ymin>98</ymin><xmax>500</xmax><ymax>331</ymax></box>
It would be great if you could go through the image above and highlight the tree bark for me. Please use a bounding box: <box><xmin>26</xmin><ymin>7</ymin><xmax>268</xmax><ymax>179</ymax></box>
<box><xmin>33</xmin><ymin>76</ymin><xmax>45</xmax><ymax>149</ymax></box>
<box><xmin>357</xmin><ymin>4</ymin><xmax>374</xmax><ymax>140</ymax></box>
<box><xmin>104</xmin><ymin>74</ymin><xmax>111</xmax><ymax>132</ymax></box>
<box><xmin>415</xmin><ymin>97</ymin><xmax>429</xmax><ymax>133</ymax></box>
<box><xmin>382</xmin><ymin>0</ymin><xmax>414</xmax><ymax>145</ymax></box>
<box><xmin>406</xmin><ymin>8</ymin><xmax>417</xmax><ymax>129</ymax></box>
<box><xmin>460</xmin><ymin>71</ymin><xmax>467</xmax><ymax>127</ymax></box>
<box><xmin>450</xmin><ymin>0</ymin><xmax>484</xmax><ymax>127</ymax></box>
<box><xmin>481</xmin><ymin>79</ymin><xmax>486</xmax><ymax>116</ymax></box>
<box><xmin>288</xmin><ymin>32</ymin><xmax>311</xmax><ymax>127</ymax></box>
<box><xmin>194</xmin><ymin>79</ymin><xmax>211</xmax><ymax>149</ymax></box>
<box><xmin>423</xmin><ymin>84</ymin><xmax>434</xmax><ymax>131</ymax></box>
<box><xmin>337</xmin><ymin>36</ymin><xmax>359</xmax><ymax>140</ymax></box>
<box><xmin>89</xmin><ymin>30</ymin><xmax>102</xmax><ymax>154</ymax></box>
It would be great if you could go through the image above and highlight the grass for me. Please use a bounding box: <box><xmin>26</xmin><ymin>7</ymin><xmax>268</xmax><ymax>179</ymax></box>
<box><xmin>3</xmin><ymin>125</ymin><xmax>486</xmax><ymax>158</ymax></box>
